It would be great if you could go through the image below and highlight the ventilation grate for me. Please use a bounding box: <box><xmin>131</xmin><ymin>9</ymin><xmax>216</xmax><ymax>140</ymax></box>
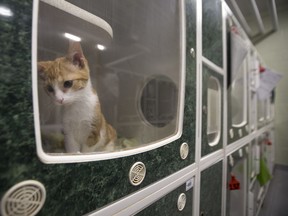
<box><xmin>177</xmin><ymin>193</ymin><xmax>187</xmax><ymax>211</ymax></box>
<box><xmin>129</xmin><ymin>162</ymin><xmax>146</xmax><ymax>186</ymax></box>
<box><xmin>1</xmin><ymin>180</ymin><xmax>46</xmax><ymax>216</ymax></box>
<box><xmin>180</xmin><ymin>142</ymin><xmax>189</xmax><ymax>160</ymax></box>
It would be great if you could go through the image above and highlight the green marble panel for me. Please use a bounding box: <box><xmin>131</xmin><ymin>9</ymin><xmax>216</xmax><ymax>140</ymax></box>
<box><xmin>201</xmin><ymin>65</ymin><xmax>223</xmax><ymax>157</ymax></box>
<box><xmin>0</xmin><ymin>0</ymin><xmax>197</xmax><ymax>215</ymax></box>
<box><xmin>226</xmin><ymin>146</ymin><xmax>248</xmax><ymax>216</ymax></box>
<box><xmin>180</xmin><ymin>0</ymin><xmax>197</xmax><ymax>162</ymax></box>
<box><xmin>202</xmin><ymin>0</ymin><xmax>223</xmax><ymax>67</ymax></box>
<box><xmin>136</xmin><ymin>182</ymin><xmax>193</xmax><ymax>216</ymax></box>
<box><xmin>200</xmin><ymin>161</ymin><xmax>223</xmax><ymax>216</ymax></box>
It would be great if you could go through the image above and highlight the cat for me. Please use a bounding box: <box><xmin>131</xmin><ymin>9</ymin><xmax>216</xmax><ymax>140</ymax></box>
<box><xmin>38</xmin><ymin>41</ymin><xmax>117</xmax><ymax>153</ymax></box>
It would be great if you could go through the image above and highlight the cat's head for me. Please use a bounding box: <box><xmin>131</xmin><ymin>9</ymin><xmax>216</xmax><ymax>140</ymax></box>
<box><xmin>38</xmin><ymin>42</ymin><xmax>90</xmax><ymax>105</ymax></box>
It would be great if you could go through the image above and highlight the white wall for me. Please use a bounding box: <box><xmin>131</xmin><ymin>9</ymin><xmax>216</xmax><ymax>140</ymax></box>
<box><xmin>256</xmin><ymin>8</ymin><xmax>288</xmax><ymax>165</ymax></box>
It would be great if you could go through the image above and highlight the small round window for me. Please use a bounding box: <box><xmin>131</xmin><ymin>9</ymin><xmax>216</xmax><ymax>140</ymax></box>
<box><xmin>140</xmin><ymin>76</ymin><xmax>178</xmax><ymax>128</ymax></box>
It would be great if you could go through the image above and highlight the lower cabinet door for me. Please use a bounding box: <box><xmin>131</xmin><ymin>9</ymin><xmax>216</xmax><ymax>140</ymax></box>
<box><xmin>200</xmin><ymin>161</ymin><xmax>223</xmax><ymax>216</ymax></box>
<box><xmin>226</xmin><ymin>146</ymin><xmax>248</xmax><ymax>216</ymax></box>
<box><xmin>136</xmin><ymin>180</ymin><xmax>194</xmax><ymax>216</ymax></box>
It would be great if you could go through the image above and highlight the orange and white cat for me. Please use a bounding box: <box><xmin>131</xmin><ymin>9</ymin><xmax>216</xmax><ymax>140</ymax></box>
<box><xmin>38</xmin><ymin>42</ymin><xmax>117</xmax><ymax>153</ymax></box>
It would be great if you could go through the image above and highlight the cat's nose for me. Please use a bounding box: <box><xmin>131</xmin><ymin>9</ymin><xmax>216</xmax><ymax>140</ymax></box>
<box><xmin>56</xmin><ymin>98</ymin><xmax>64</xmax><ymax>104</ymax></box>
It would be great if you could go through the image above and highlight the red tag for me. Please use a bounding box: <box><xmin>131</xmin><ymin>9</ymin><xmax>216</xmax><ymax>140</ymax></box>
<box><xmin>231</xmin><ymin>26</ymin><xmax>239</xmax><ymax>34</ymax></box>
<box><xmin>259</xmin><ymin>66</ymin><xmax>266</xmax><ymax>73</ymax></box>
<box><xmin>265</xmin><ymin>139</ymin><xmax>272</xmax><ymax>146</ymax></box>
<box><xmin>229</xmin><ymin>175</ymin><xmax>240</xmax><ymax>190</ymax></box>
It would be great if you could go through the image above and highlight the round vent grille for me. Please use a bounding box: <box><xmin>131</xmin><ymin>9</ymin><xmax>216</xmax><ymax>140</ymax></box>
<box><xmin>139</xmin><ymin>75</ymin><xmax>178</xmax><ymax>128</ymax></box>
<box><xmin>1</xmin><ymin>180</ymin><xmax>46</xmax><ymax>216</ymax></box>
<box><xmin>180</xmin><ymin>143</ymin><xmax>189</xmax><ymax>160</ymax></box>
<box><xmin>129</xmin><ymin>162</ymin><xmax>146</xmax><ymax>186</ymax></box>
<box><xmin>177</xmin><ymin>193</ymin><xmax>186</xmax><ymax>211</ymax></box>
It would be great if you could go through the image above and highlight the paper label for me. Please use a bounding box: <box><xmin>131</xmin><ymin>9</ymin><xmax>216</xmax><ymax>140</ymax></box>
<box><xmin>257</xmin><ymin>68</ymin><xmax>282</xmax><ymax>100</ymax></box>
<box><xmin>186</xmin><ymin>178</ymin><xmax>194</xmax><ymax>191</ymax></box>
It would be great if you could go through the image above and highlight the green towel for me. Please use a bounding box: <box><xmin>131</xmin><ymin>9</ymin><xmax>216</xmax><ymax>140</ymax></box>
<box><xmin>257</xmin><ymin>159</ymin><xmax>272</xmax><ymax>186</ymax></box>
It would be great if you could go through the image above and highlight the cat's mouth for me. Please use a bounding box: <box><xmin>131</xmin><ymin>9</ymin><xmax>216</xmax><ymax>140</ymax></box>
<box><xmin>55</xmin><ymin>101</ymin><xmax>64</xmax><ymax>106</ymax></box>
<box><xmin>55</xmin><ymin>99</ymin><xmax>73</xmax><ymax>106</ymax></box>
<box><xmin>55</xmin><ymin>99</ymin><xmax>71</xmax><ymax>106</ymax></box>
<box><xmin>56</xmin><ymin>98</ymin><xmax>64</xmax><ymax>105</ymax></box>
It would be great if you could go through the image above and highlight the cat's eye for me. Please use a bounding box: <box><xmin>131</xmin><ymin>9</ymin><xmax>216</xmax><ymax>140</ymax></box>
<box><xmin>47</xmin><ymin>85</ymin><xmax>54</xmax><ymax>93</ymax></box>
<box><xmin>64</xmin><ymin>80</ymin><xmax>73</xmax><ymax>88</ymax></box>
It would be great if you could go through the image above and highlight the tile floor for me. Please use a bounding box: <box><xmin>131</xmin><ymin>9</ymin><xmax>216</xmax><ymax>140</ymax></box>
<box><xmin>259</xmin><ymin>165</ymin><xmax>288</xmax><ymax>216</ymax></box>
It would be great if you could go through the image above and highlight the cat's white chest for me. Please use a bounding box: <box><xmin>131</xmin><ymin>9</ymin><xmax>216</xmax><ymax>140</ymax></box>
<box><xmin>64</xmin><ymin>100</ymin><xmax>95</xmax><ymax>122</ymax></box>
<box><xmin>62</xmin><ymin>93</ymin><xmax>98</xmax><ymax>142</ymax></box>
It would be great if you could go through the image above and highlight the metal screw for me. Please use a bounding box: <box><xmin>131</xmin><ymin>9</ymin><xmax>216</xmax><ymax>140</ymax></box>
<box><xmin>190</xmin><ymin>48</ymin><xmax>195</xmax><ymax>58</ymax></box>
<box><xmin>203</xmin><ymin>105</ymin><xmax>207</xmax><ymax>114</ymax></box>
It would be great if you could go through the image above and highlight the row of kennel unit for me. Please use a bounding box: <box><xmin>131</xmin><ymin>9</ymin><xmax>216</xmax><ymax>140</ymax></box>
<box><xmin>0</xmin><ymin>0</ymin><xmax>276</xmax><ymax>216</ymax></box>
<box><xmin>226</xmin><ymin>129</ymin><xmax>275</xmax><ymax>216</ymax></box>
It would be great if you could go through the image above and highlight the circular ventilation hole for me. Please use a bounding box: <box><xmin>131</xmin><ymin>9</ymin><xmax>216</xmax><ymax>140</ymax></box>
<box><xmin>180</xmin><ymin>143</ymin><xmax>189</xmax><ymax>160</ymax></box>
<box><xmin>177</xmin><ymin>193</ymin><xmax>186</xmax><ymax>211</ymax></box>
<box><xmin>129</xmin><ymin>162</ymin><xmax>146</xmax><ymax>186</ymax></box>
<box><xmin>139</xmin><ymin>75</ymin><xmax>178</xmax><ymax>128</ymax></box>
<box><xmin>1</xmin><ymin>180</ymin><xmax>46</xmax><ymax>216</ymax></box>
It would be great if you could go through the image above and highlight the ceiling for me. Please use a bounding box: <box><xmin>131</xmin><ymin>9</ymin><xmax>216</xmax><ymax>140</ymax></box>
<box><xmin>225</xmin><ymin>0</ymin><xmax>288</xmax><ymax>44</ymax></box>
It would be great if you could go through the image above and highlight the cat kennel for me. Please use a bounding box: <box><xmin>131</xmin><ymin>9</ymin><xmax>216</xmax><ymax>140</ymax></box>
<box><xmin>0</xmin><ymin>0</ymin><xmax>278</xmax><ymax>215</ymax></box>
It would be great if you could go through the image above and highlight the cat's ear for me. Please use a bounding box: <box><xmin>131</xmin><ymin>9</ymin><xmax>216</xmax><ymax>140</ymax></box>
<box><xmin>67</xmin><ymin>41</ymin><xmax>85</xmax><ymax>68</ymax></box>
<box><xmin>38</xmin><ymin>61</ymin><xmax>49</xmax><ymax>80</ymax></box>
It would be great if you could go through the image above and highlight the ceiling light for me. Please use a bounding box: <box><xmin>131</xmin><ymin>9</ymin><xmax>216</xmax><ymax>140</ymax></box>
<box><xmin>0</xmin><ymin>6</ymin><xmax>13</xmax><ymax>17</ymax></box>
<box><xmin>96</xmin><ymin>44</ymin><xmax>106</xmax><ymax>51</ymax></box>
<box><xmin>64</xmin><ymin>33</ymin><xmax>81</xmax><ymax>42</ymax></box>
